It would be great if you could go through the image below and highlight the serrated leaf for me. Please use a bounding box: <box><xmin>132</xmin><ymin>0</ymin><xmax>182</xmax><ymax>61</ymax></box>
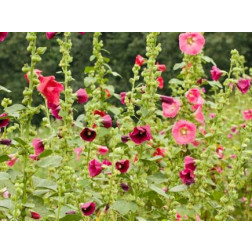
<box><xmin>36</xmin><ymin>155</ymin><xmax>62</xmax><ymax>168</ymax></box>
<box><xmin>0</xmin><ymin>172</ymin><xmax>10</xmax><ymax>180</ymax></box>
<box><xmin>149</xmin><ymin>184</ymin><xmax>169</xmax><ymax>199</ymax></box>
<box><xmin>0</xmin><ymin>199</ymin><xmax>14</xmax><ymax>210</ymax></box>
<box><xmin>202</xmin><ymin>56</ymin><xmax>216</xmax><ymax>66</ymax></box>
<box><xmin>147</xmin><ymin>173</ymin><xmax>167</xmax><ymax>184</ymax></box>
<box><xmin>208</xmin><ymin>81</ymin><xmax>222</xmax><ymax>88</ymax></box>
<box><xmin>169</xmin><ymin>184</ymin><xmax>187</xmax><ymax>192</ymax></box>
<box><xmin>108</xmin><ymin>105</ymin><xmax>120</xmax><ymax>115</ymax></box>
<box><xmin>112</xmin><ymin>200</ymin><xmax>137</xmax><ymax>215</ymax></box>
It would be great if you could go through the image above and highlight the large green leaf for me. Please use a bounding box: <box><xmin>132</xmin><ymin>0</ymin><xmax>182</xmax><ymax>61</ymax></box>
<box><xmin>5</xmin><ymin>104</ymin><xmax>25</xmax><ymax>117</ymax></box>
<box><xmin>0</xmin><ymin>199</ymin><xmax>14</xmax><ymax>210</ymax></box>
<box><xmin>0</xmin><ymin>172</ymin><xmax>10</xmax><ymax>180</ymax></box>
<box><xmin>112</xmin><ymin>200</ymin><xmax>137</xmax><ymax>215</ymax></box>
<box><xmin>169</xmin><ymin>184</ymin><xmax>187</xmax><ymax>192</ymax></box>
<box><xmin>33</xmin><ymin>177</ymin><xmax>57</xmax><ymax>191</ymax></box>
<box><xmin>147</xmin><ymin>173</ymin><xmax>167</xmax><ymax>184</ymax></box>
<box><xmin>149</xmin><ymin>184</ymin><xmax>169</xmax><ymax>199</ymax></box>
<box><xmin>36</xmin><ymin>155</ymin><xmax>62</xmax><ymax>168</ymax></box>
<box><xmin>0</xmin><ymin>155</ymin><xmax>11</xmax><ymax>163</ymax></box>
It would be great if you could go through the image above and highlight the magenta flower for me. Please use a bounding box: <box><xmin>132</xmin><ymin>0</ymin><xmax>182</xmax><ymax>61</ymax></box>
<box><xmin>0</xmin><ymin>113</ymin><xmax>10</xmax><ymax>129</ymax></box>
<box><xmin>30</xmin><ymin>211</ymin><xmax>41</xmax><ymax>219</ymax></box>
<box><xmin>243</xmin><ymin>109</ymin><xmax>252</xmax><ymax>121</ymax></box>
<box><xmin>237</xmin><ymin>78</ymin><xmax>251</xmax><ymax>94</ymax></box>
<box><xmin>6</xmin><ymin>155</ymin><xmax>18</xmax><ymax>167</ymax></box>
<box><xmin>194</xmin><ymin>106</ymin><xmax>205</xmax><ymax>125</ymax></box>
<box><xmin>80</xmin><ymin>127</ymin><xmax>96</xmax><ymax>142</ymax></box>
<box><xmin>211</xmin><ymin>66</ymin><xmax>222</xmax><ymax>81</ymax></box>
<box><xmin>46</xmin><ymin>32</ymin><xmax>57</xmax><ymax>40</ymax></box>
<box><xmin>98</xmin><ymin>146</ymin><xmax>109</xmax><ymax>155</ymax></box>
<box><xmin>135</xmin><ymin>54</ymin><xmax>144</xmax><ymax>66</ymax></box>
<box><xmin>120</xmin><ymin>92</ymin><xmax>127</xmax><ymax>105</ymax></box>
<box><xmin>216</xmin><ymin>146</ymin><xmax>224</xmax><ymax>159</ymax></box>
<box><xmin>179</xmin><ymin>168</ymin><xmax>195</xmax><ymax>185</ymax></box>
<box><xmin>0</xmin><ymin>32</ymin><xmax>8</xmax><ymax>42</ymax></box>
<box><xmin>74</xmin><ymin>147</ymin><xmax>83</xmax><ymax>161</ymax></box>
<box><xmin>186</xmin><ymin>88</ymin><xmax>204</xmax><ymax>105</ymax></box>
<box><xmin>101</xmin><ymin>115</ymin><xmax>112</xmax><ymax>128</ymax></box>
<box><xmin>121</xmin><ymin>135</ymin><xmax>130</xmax><ymax>143</ymax></box>
<box><xmin>0</xmin><ymin>139</ymin><xmax>11</xmax><ymax>146</ymax></box>
<box><xmin>30</xmin><ymin>138</ymin><xmax>44</xmax><ymax>160</ymax></box>
<box><xmin>157</xmin><ymin>76</ymin><xmax>164</xmax><ymax>89</ymax></box>
<box><xmin>162</xmin><ymin>98</ymin><xmax>180</xmax><ymax>118</ymax></box>
<box><xmin>88</xmin><ymin>159</ymin><xmax>103</xmax><ymax>177</ymax></box>
<box><xmin>102</xmin><ymin>159</ymin><xmax>112</xmax><ymax>166</ymax></box>
<box><xmin>115</xmin><ymin>159</ymin><xmax>130</xmax><ymax>173</ymax></box>
<box><xmin>184</xmin><ymin>156</ymin><xmax>196</xmax><ymax>171</ymax></box>
<box><xmin>129</xmin><ymin>125</ymin><xmax>152</xmax><ymax>145</ymax></box>
<box><xmin>160</xmin><ymin>95</ymin><xmax>174</xmax><ymax>104</ymax></box>
<box><xmin>209</xmin><ymin>113</ymin><xmax>216</xmax><ymax>119</ymax></box>
<box><xmin>121</xmin><ymin>182</ymin><xmax>129</xmax><ymax>191</ymax></box>
<box><xmin>179</xmin><ymin>32</ymin><xmax>205</xmax><ymax>55</ymax></box>
<box><xmin>80</xmin><ymin>202</ymin><xmax>96</xmax><ymax>216</ymax></box>
<box><xmin>172</xmin><ymin>120</ymin><xmax>196</xmax><ymax>145</ymax></box>
<box><xmin>76</xmin><ymin>88</ymin><xmax>88</xmax><ymax>104</ymax></box>
<box><xmin>79</xmin><ymin>32</ymin><xmax>86</xmax><ymax>35</ymax></box>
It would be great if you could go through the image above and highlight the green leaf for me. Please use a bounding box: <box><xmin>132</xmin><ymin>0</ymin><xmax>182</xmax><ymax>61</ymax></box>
<box><xmin>36</xmin><ymin>155</ymin><xmax>62</xmax><ymax>168</ymax></box>
<box><xmin>5</xmin><ymin>104</ymin><xmax>26</xmax><ymax>117</ymax></box>
<box><xmin>149</xmin><ymin>184</ymin><xmax>169</xmax><ymax>199</ymax></box>
<box><xmin>111</xmin><ymin>72</ymin><xmax>122</xmax><ymax>78</ymax></box>
<box><xmin>108</xmin><ymin>105</ymin><xmax>121</xmax><ymax>115</ymax></box>
<box><xmin>173</xmin><ymin>62</ymin><xmax>185</xmax><ymax>71</ymax></box>
<box><xmin>0</xmin><ymin>155</ymin><xmax>11</xmax><ymax>163</ymax></box>
<box><xmin>14</xmin><ymin>137</ymin><xmax>27</xmax><ymax>146</ymax></box>
<box><xmin>33</xmin><ymin>177</ymin><xmax>57</xmax><ymax>191</ymax></box>
<box><xmin>60</xmin><ymin>214</ymin><xmax>82</xmax><ymax>221</ymax></box>
<box><xmin>169</xmin><ymin>184</ymin><xmax>187</xmax><ymax>192</ymax></box>
<box><xmin>169</xmin><ymin>78</ymin><xmax>183</xmax><ymax>85</ymax></box>
<box><xmin>0</xmin><ymin>199</ymin><xmax>14</xmax><ymax>210</ymax></box>
<box><xmin>147</xmin><ymin>173</ymin><xmax>167</xmax><ymax>184</ymax></box>
<box><xmin>0</xmin><ymin>172</ymin><xmax>10</xmax><ymax>180</ymax></box>
<box><xmin>0</xmin><ymin>85</ymin><xmax>11</xmax><ymax>93</ymax></box>
<box><xmin>89</xmin><ymin>55</ymin><xmax>96</xmax><ymax>61</ymax></box>
<box><xmin>202</xmin><ymin>56</ymin><xmax>216</xmax><ymax>66</ymax></box>
<box><xmin>112</xmin><ymin>200</ymin><xmax>137</xmax><ymax>215</ymax></box>
<box><xmin>38</xmin><ymin>149</ymin><xmax>53</xmax><ymax>159</ymax></box>
<box><xmin>208</xmin><ymin>81</ymin><xmax>222</xmax><ymax>88</ymax></box>
<box><xmin>84</xmin><ymin>77</ymin><xmax>96</xmax><ymax>87</ymax></box>
<box><xmin>84</xmin><ymin>66</ymin><xmax>94</xmax><ymax>74</ymax></box>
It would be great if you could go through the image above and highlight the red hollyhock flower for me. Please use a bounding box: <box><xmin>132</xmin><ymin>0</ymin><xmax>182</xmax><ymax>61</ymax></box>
<box><xmin>179</xmin><ymin>168</ymin><xmax>195</xmax><ymax>185</ymax></box>
<box><xmin>129</xmin><ymin>125</ymin><xmax>152</xmax><ymax>145</ymax></box>
<box><xmin>105</xmin><ymin>89</ymin><xmax>111</xmax><ymax>98</ymax></box>
<box><xmin>6</xmin><ymin>155</ymin><xmax>18</xmax><ymax>167</ymax></box>
<box><xmin>30</xmin><ymin>211</ymin><xmax>41</xmax><ymax>219</ymax></box>
<box><xmin>80</xmin><ymin>202</ymin><xmax>96</xmax><ymax>216</ymax></box>
<box><xmin>153</xmin><ymin>148</ymin><xmax>166</xmax><ymax>157</ymax></box>
<box><xmin>94</xmin><ymin>110</ymin><xmax>106</xmax><ymax>117</ymax></box>
<box><xmin>102</xmin><ymin>159</ymin><xmax>112</xmax><ymax>166</ymax></box>
<box><xmin>184</xmin><ymin>156</ymin><xmax>196</xmax><ymax>171</ymax></box>
<box><xmin>46</xmin><ymin>32</ymin><xmax>57</xmax><ymax>40</ymax></box>
<box><xmin>156</xmin><ymin>63</ymin><xmax>166</xmax><ymax>72</ymax></box>
<box><xmin>0</xmin><ymin>113</ymin><xmax>10</xmax><ymax>129</ymax></box>
<box><xmin>80</xmin><ymin>128</ymin><xmax>96</xmax><ymax>142</ymax></box>
<box><xmin>216</xmin><ymin>145</ymin><xmax>224</xmax><ymax>159</ymax></box>
<box><xmin>135</xmin><ymin>54</ymin><xmax>144</xmax><ymax>66</ymax></box>
<box><xmin>211</xmin><ymin>66</ymin><xmax>222</xmax><ymax>81</ymax></box>
<box><xmin>76</xmin><ymin>88</ymin><xmax>88</xmax><ymax>104</ymax></box>
<box><xmin>101</xmin><ymin>115</ymin><xmax>112</xmax><ymax>128</ymax></box>
<box><xmin>38</xmin><ymin>76</ymin><xmax>64</xmax><ymax>107</ymax></box>
<box><xmin>115</xmin><ymin>160</ymin><xmax>130</xmax><ymax>173</ymax></box>
<box><xmin>0</xmin><ymin>139</ymin><xmax>12</xmax><ymax>146</ymax></box>
<box><xmin>120</xmin><ymin>92</ymin><xmax>127</xmax><ymax>105</ymax></box>
<box><xmin>0</xmin><ymin>32</ymin><xmax>8</xmax><ymax>42</ymax></box>
<box><xmin>157</xmin><ymin>76</ymin><xmax>164</xmax><ymax>89</ymax></box>
<box><xmin>88</xmin><ymin>159</ymin><xmax>103</xmax><ymax>177</ymax></box>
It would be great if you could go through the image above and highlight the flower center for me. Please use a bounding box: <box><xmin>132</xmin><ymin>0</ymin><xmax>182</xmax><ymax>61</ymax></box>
<box><xmin>187</xmin><ymin>37</ymin><xmax>195</xmax><ymax>45</ymax></box>
<box><xmin>87</xmin><ymin>131</ymin><xmax>92</xmax><ymax>136</ymax></box>
<box><xmin>180</xmin><ymin>128</ymin><xmax>188</xmax><ymax>136</ymax></box>
<box><xmin>139</xmin><ymin>131</ymin><xmax>143</xmax><ymax>135</ymax></box>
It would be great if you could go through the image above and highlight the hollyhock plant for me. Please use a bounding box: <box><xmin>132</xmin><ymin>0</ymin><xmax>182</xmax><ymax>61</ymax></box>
<box><xmin>88</xmin><ymin>159</ymin><xmax>103</xmax><ymax>177</ymax></box>
<box><xmin>46</xmin><ymin>32</ymin><xmax>57</xmax><ymax>40</ymax></box>
<box><xmin>211</xmin><ymin>66</ymin><xmax>223</xmax><ymax>81</ymax></box>
<box><xmin>157</xmin><ymin>76</ymin><xmax>164</xmax><ymax>89</ymax></box>
<box><xmin>162</xmin><ymin>98</ymin><xmax>180</xmax><ymax>118</ymax></box>
<box><xmin>6</xmin><ymin>155</ymin><xmax>18</xmax><ymax>167</ymax></box>
<box><xmin>76</xmin><ymin>88</ymin><xmax>88</xmax><ymax>104</ymax></box>
<box><xmin>184</xmin><ymin>156</ymin><xmax>196</xmax><ymax>171</ymax></box>
<box><xmin>0</xmin><ymin>113</ymin><xmax>10</xmax><ymax>129</ymax></box>
<box><xmin>101</xmin><ymin>114</ymin><xmax>112</xmax><ymax>128</ymax></box>
<box><xmin>115</xmin><ymin>159</ymin><xmax>130</xmax><ymax>173</ymax></box>
<box><xmin>160</xmin><ymin>95</ymin><xmax>174</xmax><ymax>104</ymax></box>
<box><xmin>135</xmin><ymin>54</ymin><xmax>144</xmax><ymax>66</ymax></box>
<box><xmin>98</xmin><ymin>146</ymin><xmax>109</xmax><ymax>155</ymax></box>
<box><xmin>80</xmin><ymin>202</ymin><xmax>96</xmax><ymax>216</ymax></box>
<box><xmin>156</xmin><ymin>63</ymin><xmax>166</xmax><ymax>72</ymax></box>
<box><xmin>237</xmin><ymin>78</ymin><xmax>251</xmax><ymax>94</ymax></box>
<box><xmin>179</xmin><ymin>168</ymin><xmax>195</xmax><ymax>185</ymax></box>
<box><xmin>172</xmin><ymin>120</ymin><xmax>197</xmax><ymax>145</ymax></box>
<box><xmin>74</xmin><ymin>147</ymin><xmax>83</xmax><ymax>161</ymax></box>
<box><xmin>121</xmin><ymin>182</ymin><xmax>130</xmax><ymax>192</ymax></box>
<box><xmin>179</xmin><ymin>32</ymin><xmax>205</xmax><ymax>55</ymax></box>
<box><xmin>186</xmin><ymin>88</ymin><xmax>204</xmax><ymax>105</ymax></box>
<box><xmin>243</xmin><ymin>109</ymin><xmax>252</xmax><ymax>121</ymax></box>
<box><xmin>121</xmin><ymin>135</ymin><xmax>130</xmax><ymax>143</ymax></box>
<box><xmin>120</xmin><ymin>92</ymin><xmax>127</xmax><ymax>105</ymax></box>
<box><xmin>30</xmin><ymin>138</ymin><xmax>45</xmax><ymax>160</ymax></box>
<box><xmin>30</xmin><ymin>211</ymin><xmax>41</xmax><ymax>220</ymax></box>
<box><xmin>0</xmin><ymin>32</ymin><xmax>8</xmax><ymax>42</ymax></box>
<box><xmin>24</xmin><ymin>69</ymin><xmax>43</xmax><ymax>83</ymax></box>
<box><xmin>80</xmin><ymin>127</ymin><xmax>97</xmax><ymax>142</ymax></box>
<box><xmin>129</xmin><ymin>125</ymin><xmax>152</xmax><ymax>145</ymax></box>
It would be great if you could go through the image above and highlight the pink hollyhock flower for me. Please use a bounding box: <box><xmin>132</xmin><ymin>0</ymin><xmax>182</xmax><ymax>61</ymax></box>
<box><xmin>65</xmin><ymin>210</ymin><xmax>76</xmax><ymax>215</ymax></box>
<box><xmin>186</xmin><ymin>88</ymin><xmax>204</xmax><ymax>105</ymax></box>
<box><xmin>94</xmin><ymin>110</ymin><xmax>107</xmax><ymax>117</ymax></box>
<box><xmin>237</xmin><ymin>78</ymin><xmax>251</xmax><ymax>94</ymax></box>
<box><xmin>179</xmin><ymin>168</ymin><xmax>195</xmax><ymax>185</ymax></box>
<box><xmin>243</xmin><ymin>109</ymin><xmax>252</xmax><ymax>121</ymax></box>
<box><xmin>2</xmin><ymin>188</ymin><xmax>10</xmax><ymax>198</ymax></box>
<box><xmin>230</xmin><ymin>154</ymin><xmax>237</xmax><ymax>159</ymax></box>
<box><xmin>211</xmin><ymin>66</ymin><xmax>222</xmax><ymax>81</ymax></box>
<box><xmin>115</xmin><ymin>159</ymin><xmax>130</xmax><ymax>173</ymax></box>
<box><xmin>129</xmin><ymin>125</ymin><xmax>152</xmax><ymax>145</ymax></box>
<box><xmin>30</xmin><ymin>211</ymin><xmax>41</xmax><ymax>219</ymax></box>
<box><xmin>241</xmin><ymin>123</ymin><xmax>246</xmax><ymax>128</ymax></box>
<box><xmin>102</xmin><ymin>159</ymin><xmax>112</xmax><ymax>166</ymax></box>
<box><xmin>98</xmin><ymin>146</ymin><xmax>109</xmax><ymax>155</ymax></box>
<box><xmin>162</xmin><ymin>99</ymin><xmax>180</xmax><ymax>118</ymax></box>
<box><xmin>74</xmin><ymin>147</ymin><xmax>83</xmax><ymax>161</ymax></box>
<box><xmin>24</xmin><ymin>69</ymin><xmax>43</xmax><ymax>83</ymax></box>
<box><xmin>216</xmin><ymin>145</ymin><xmax>224</xmax><ymax>159</ymax></box>
<box><xmin>120</xmin><ymin>92</ymin><xmax>127</xmax><ymax>105</ymax></box>
<box><xmin>162</xmin><ymin>187</ymin><xmax>168</xmax><ymax>192</ymax></box>
<box><xmin>192</xmin><ymin>140</ymin><xmax>200</xmax><ymax>147</ymax></box>
<box><xmin>121</xmin><ymin>182</ymin><xmax>129</xmax><ymax>192</ymax></box>
<box><xmin>101</xmin><ymin>114</ymin><xmax>112</xmax><ymax>128</ymax></box>
<box><xmin>80</xmin><ymin>127</ymin><xmax>96</xmax><ymax>142</ymax></box>
<box><xmin>80</xmin><ymin>202</ymin><xmax>96</xmax><ymax>216</ymax></box>
<box><xmin>50</xmin><ymin>103</ymin><xmax>62</xmax><ymax>120</ymax></box>
<box><xmin>157</xmin><ymin>76</ymin><xmax>164</xmax><ymax>89</ymax></box>
<box><xmin>228</xmin><ymin>133</ymin><xmax>233</xmax><ymax>139</ymax></box>
<box><xmin>156</xmin><ymin>63</ymin><xmax>166</xmax><ymax>72</ymax></box>
<box><xmin>135</xmin><ymin>54</ymin><xmax>144</xmax><ymax>66</ymax></box>
<box><xmin>209</xmin><ymin>113</ymin><xmax>216</xmax><ymax>119</ymax></box>
<box><xmin>172</xmin><ymin>120</ymin><xmax>196</xmax><ymax>145</ymax></box>
<box><xmin>76</xmin><ymin>88</ymin><xmax>88</xmax><ymax>104</ymax></box>
<box><xmin>30</xmin><ymin>138</ymin><xmax>44</xmax><ymax>160</ymax></box>
<box><xmin>153</xmin><ymin>148</ymin><xmax>166</xmax><ymax>157</ymax></box>
<box><xmin>88</xmin><ymin>159</ymin><xmax>103</xmax><ymax>177</ymax></box>
<box><xmin>121</xmin><ymin>135</ymin><xmax>130</xmax><ymax>143</ymax></box>
<box><xmin>0</xmin><ymin>32</ymin><xmax>8</xmax><ymax>42</ymax></box>
<box><xmin>46</xmin><ymin>32</ymin><xmax>57</xmax><ymax>40</ymax></box>
<box><xmin>199</xmin><ymin>126</ymin><xmax>206</xmax><ymax>135</ymax></box>
<box><xmin>230</xmin><ymin>126</ymin><xmax>238</xmax><ymax>133</ymax></box>
<box><xmin>6</xmin><ymin>155</ymin><xmax>18</xmax><ymax>167</ymax></box>
<box><xmin>241</xmin><ymin>197</ymin><xmax>246</xmax><ymax>203</ymax></box>
<box><xmin>0</xmin><ymin>113</ymin><xmax>10</xmax><ymax>129</ymax></box>
<box><xmin>196</xmin><ymin>215</ymin><xmax>201</xmax><ymax>221</ymax></box>
<box><xmin>179</xmin><ymin>32</ymin><xmax>205</xmax><ymax>55</ymax></box>
<box><xmin>160</xmin><ymin>95</ymin><xmax>174</xmax><ymax>104</ymax></box>
<box><xmin>0</xmin><ymin>139</ymin><xmax>11</xmax><ymax>146</ymax></box>
<box><xmin>175</xmin><ymin>213</ymin><xmax>181</xmax><ymax>221</ymax></box>
<box><xmin>184</xmin><ymin>156</ymin><xmax>196</xmax><ymax>171</ymax></box>
<box><xmin>194</xmin><ymin>106</ymin><xmax>205</xmax><ymax>125</ymax></box>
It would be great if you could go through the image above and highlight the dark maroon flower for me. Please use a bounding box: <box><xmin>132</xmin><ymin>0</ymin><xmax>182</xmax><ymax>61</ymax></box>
<box><xmin>160</xmin><ymin>95</ymin><xmax>174</xmax><ymax>104</ymax></box>
<box><xmin>129</xmin><ymin>125</ymin><xmax>152</xmax><ymax>145</ymax></box>
<box><xmin>0</xmin><ymin>139</ymin><xmax>11</xmax><ymax>146</ymax></box>
<box><xmin>65</xmin><ymin>210</ymin><xmax>76</xmax><ymax>215</ymax></box>
<box><xmin>184</xmin><ymin>156</ymin><xmax>196</xmax><ymax>171</ymax></box>
<box><xmin>121</xmin><ymin>182</ymin><xmax>129</xmax><ymax>191</ymax></box>
<box><xmin>80</xmin><ymin>128</ymin><xmax>96</xmax><ymax>142</ymax></box>
<box><xmin>121</xmin><ymin>135</ymin><xmax>130</xmax><ymax>143</ymax></box>
<box><xmin>30</xmin><ymin>211</ymin><xmax>41</xmax><ymax>219</ymax></box>
<box><xmin>179</xmin><ymin>169</ymin><xmax>195</xmax><ymax>185</ymax></box>
<box><xmin>88</xmin><ymin>159</ymin><xmax>103</xmax><ymax>177</ymax></box>
<box><xmin>80</xmin><ymin>202</ymin><xmax>96</xmax><ymax>216</ymax></box>
<box><xmin>116</xmin><ymin>160</ymin><xmax>130</xmax><ymax>173</ymax></box>
<box><xmin>101</xmin><ymin>115</ymin><xmax>112</xmax><ymax>128</ymax></box>
<box><xmin>0</xmin><ymin>113</ymin><xmax>10</xmax><ymax>129</ymax></box>
<box><xmin>237</xmin><ymin>78</ymin><xmax>251</xmax><ymax>94</ymax></box>
<box><xmin>76</xmin><ymin>88</ymin><xmax>88</xmax><ymax>104</ymax></box>
<box><xmin>120</xmin><ymin>92</ymin><xmax>127</xmax><ymax>105</ymax></box>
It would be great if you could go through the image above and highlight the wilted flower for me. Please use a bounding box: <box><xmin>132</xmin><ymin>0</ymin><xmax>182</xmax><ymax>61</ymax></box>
<box><xmin>184</xmin><ymin>156</ymin><xmax>196</xmax><ymax>171</ymax></box>
<box><xmin>6</xmin><ymin>155</ymin><xmax>18</xmax><ymax>167</ymax></box>
<box><xmin>101</xmin><ymin>115</ymin><xmax>112</xmax><ymax>128</ymax></box>
<box><xmin>80</xmin><ymin>128</ymin><xmax>96</xmax><ymax>142</ymax></box>
<box><xmin>237</xmin><ymin>78</ymin><xmax>250</xmax><ymax>94</ymax></box>
<box><xmin>0</xmin><ymin>113</ymin><xmax>10</xmax><ymax>129</ymax></box>
<box><xmin>179</xmin><ymin>168</ymin><xmax>195</xmax><ymax>185</ymax></box>
<box><xmin>115</xmin><ymin>160</ymin><xmax>130</xmax><ymax>173</ymax></box>
<box><xmin>135</xmin><ymin>54</ymin><xmax>144</xmax><ymax>66</ymax></box>
<box><xmin>216</xmin><ymin>145</ymin><xmax>224</xmax><ymax>159</ymax></box>
<box><xmin>88</xmin><ymin>159</ymin><xmax>103</xmax><ymax>177</ymax></box>
<box><xmin>179</xmin><ymin>32</ymin><xmax>205</xmax><ymax>55</ymax></box>
<box><xmin>76</xmin><ymin>88</ymin><xmax>88</xmax><ymax>104</ymax></box>
<box><xmin>160</xmin><ymin>95</ymin><xmax>174</xmax><ymax>104</ymax></box>
<box><xmin>121</xmin><ymin>182</ymin><xmax>129</xmax><ymax>191</ymax></box>
<box><xmin>30</xmin><ymin>138</ymin><xmax>45</xmax><ymax>160</ymax></box>
<box><xmin>211</xmin><ymin>66</ymin><xmax>222</xmax><ymax>81</ymax></box>
<box><xmin>65</xmin><ymin>210</ymin><xmax>76</xmax><ymax>215</ymax></box>
<box><xmin>2</xmin><ymin>188</ymin><xmax>10</xmax><ymax>198</ymax></box>
<box><xmin>162</xmin><ymin>98</ymin><xmax>180</xmax><ymax>118</ymax></box>
<box><xmin>121</xmin><ymin>135</ymin><xmax>130</xmax><ymax>143</ymax></box>
<box><xmin>156</xmin><ymin>63</ymin><xmax>166</xmax><ymax>72</ymax></box>
<box><xmin>129</xmin><ymin>125</ymin><xmax>152</xmax><ymax>145</ymax></box>
<box><xmin>80</xmin><ymin>202</ymin><xmax>96</xmax><ymax>216</ymax></box>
